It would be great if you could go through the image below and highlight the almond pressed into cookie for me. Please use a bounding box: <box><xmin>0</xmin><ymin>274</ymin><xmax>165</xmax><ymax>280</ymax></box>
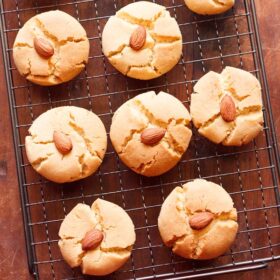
<box><xmin>25</xmin><ymin>106</ymin><xmax>107</xmax><ymax>183</ymax></box>
<box><xmin>110</xmin><ymin>91</ymin><xmax>192</xmax><ymax>177</ymax></box>
<box><xmin>158</xmin><ymin>179</ymin><xmax>238</xmax><ymax>260</ymax></box>
<box><xmin>102</xmin><ymin>1</ymin><xmax>182</xmax><ymax>80</ymax></box>
<box><xmin>13</xmin><ymin>10</ymin><xmax>89</xmax><ymax>86</ymax></box>
<box><xmin>58</xmin><ymin>199</ymin><xmax>136</xmax><ymax>276</ymax></box>
<box><xmin>190</xmin><ymin>67</ymin><xmax>263</xmax><ymax>146</ymax></box>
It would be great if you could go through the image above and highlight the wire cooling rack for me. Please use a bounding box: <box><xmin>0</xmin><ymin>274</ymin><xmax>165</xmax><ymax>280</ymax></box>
<box><xmin>0</xmin><ymin>0</ymin><xmax>280</xmax><ymax>279</ymax></box>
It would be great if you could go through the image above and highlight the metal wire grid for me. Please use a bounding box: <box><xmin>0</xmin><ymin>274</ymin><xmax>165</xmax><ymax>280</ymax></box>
<box><xmin>0</xmin><ymin>0</ymin><xmax>280</xmax><ymax>279</ymax></box>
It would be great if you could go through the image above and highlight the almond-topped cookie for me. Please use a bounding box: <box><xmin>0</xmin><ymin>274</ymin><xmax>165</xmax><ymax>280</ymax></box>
<box><xmin>58</xmin><ymin>199</ymin><xmax>136</xmax><ymax>276</ymax></box>
<box><xmin>13</xmin><ymin>10</ymin><xmax>89</xmax><ymax>86</ymax></box>
<box><xmin>25</xmin><ymin>106</ymin><xmax>107</xmax><ymax>183</ymax></box>
<box><xmin>102</xmin><ymin>1</ymin><xmax>182</xmax><ymax>80</ymax></box>
<box><xmin>190</xmin><ymin>67</ymin><xmax>263</xmax><ymax>146</ymax></box>
<box><xmin>158</xmin><ymin>179</ymin><xmax>238</xmax><ymax>260</ymax></box>
<box><xmin>110</xmin><ymin>91</ymin><xmax>192</xmax><ymax>177</ymax></box>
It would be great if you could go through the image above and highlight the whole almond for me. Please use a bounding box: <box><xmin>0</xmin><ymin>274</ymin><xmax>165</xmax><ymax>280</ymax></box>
<box><xmin>220</xmin><ymin>95</ymin><xmax>236</xmax><ymax>122</ymax></box>
<box><xmin>82</xmin><ymin>229</ymin><xmax>104</xmax><ymax>251</ymax></box>
<box><xmin>130</xmin><ymin>26</ymin><xmax>146</xmax><ymax>51</ymax></box>
<box><xmin>141</xmin><ymin>127</ymin><xmax>166</xmax><ymax>145</ymax></box>
<box><xmin>34</xmin><ymin>37</ymin><xmax>54</xmax><ymax>58</ymax></box>
<box><xmin>53</xmin><ymin>131</ymin><xmax>73</xmax><ymax>155</ymax></box>
<box><xmin>189</xmin><ymin>212</ymin><xmax>214</xmax><ymax>230</ymax></box>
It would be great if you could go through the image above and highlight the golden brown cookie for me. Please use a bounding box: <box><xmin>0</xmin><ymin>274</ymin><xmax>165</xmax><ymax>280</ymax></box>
<box><xmin>190</xmin><ymin>67</ymin><xmax>263</xmax><ymax>146</ymax></box>
<box><xmin>185</xmin><ymin>0</ymin><xmax>235</xmax><ymax>15</ymax></box>
<box><xmin>102</xmin><ymin>1</ymin><xmax>182</xmax><ymax>80</ymax></box>
<box><xmin>110</xmin><ymin>91</ymin><xmax>192</xmax><ymax>176</ymax></box>
<box><xmin>13</xmin><ymin>10</ymin><xmax>89</xmax><ymax>86</ymax></box>
<box><xmin>58</xmin><ymin>199</ymin><xmax>136</xmax><ymax>276</ymax></box>
<box><xmin>158</xmin><ymin>179</ymin><xmax>238</xmax><ymax>260</ymax></box>
<box><xmin>25</xmin><ymin>106</ymin><xmax>107</xmax><ymax>183</ymax></box>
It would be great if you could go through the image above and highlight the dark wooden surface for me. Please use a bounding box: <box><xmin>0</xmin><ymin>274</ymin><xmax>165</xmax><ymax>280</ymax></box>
<box><xmin>0</xmin><ymin>0</ymin><xmax>279</xmax><ymax>279</ymax></box>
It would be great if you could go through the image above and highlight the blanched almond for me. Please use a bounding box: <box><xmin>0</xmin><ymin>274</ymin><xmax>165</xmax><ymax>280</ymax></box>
<box><xmin>189</xmin><ymin>212</ymin><xmax>214</xmax><ymax>230</ymax></box>
<box><xmin>34</xmin><ymin>37</ymin><xmax>54</xmax><ymax>58</ymax></box>
<box><xmin>130</xmin><ymin>26</ymin><xmax>146</xmax><ymax>51</ymax></box>
<box><xmin>220</xmin><ymin>95</ymin><xmax>236</xmax><ymax>122</ymax></box>
<box><xmin>53</xmin><ymin>131</ymin><xmax>72</xmax><ymax>155</ymax></box>
<box><xmin>82</xmin><ymin>229</ymin><xmax>104</xmax><ymax>251</ymax></box>
<box><xmin>141</xmin><ymin>127</ymin><xmax>166</xmax><ymax>145</ymax></box>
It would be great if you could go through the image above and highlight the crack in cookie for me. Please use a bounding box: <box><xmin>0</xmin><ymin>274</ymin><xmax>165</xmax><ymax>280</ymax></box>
<box><xmin>31</xmin><ymin>156</ymin><xmax>49</xmax><ymax>169</ymax></box>
<box><xmin>116</xmin><ymin>9</ymin><xmax>165</xmax><ymax>29</ymax></box>
<box><xmin>68</xmin><ymin>120</ymin><xmax>102</xmax><ymax>160</ymax></box>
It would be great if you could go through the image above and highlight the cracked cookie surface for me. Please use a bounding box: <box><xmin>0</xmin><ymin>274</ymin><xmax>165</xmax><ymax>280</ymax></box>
<box><xmin>102</xmin><ymin>1</ymin><xmax>182</xmax><ymax>80</ymax></box>
<box><xmin>184</xmin><ymin>0</ymin><xmax>235</xmax><ymax>15</ymax></box>
<box><xmin>25</xmin><ymin>106</ymin><xmax>107</xmax><ymax>183</ymax></box>
<box><xmin>158</xmin><ymin>179</ymin><xmax>238</xmax><ymax>260</ymax></box>
<box><xmin>110</xmin><ymin>91</ymin><xmax>192</xmax><ymax>177</ymax></box>
<box><xmin>13</xmin><ymin>10</ymin><xmax>89</xmax><ymax>86</ymax></box>
<box><xmin>190</xmin><ymin>66</ymin><xmax>263</xmax><ymax>146</ymax></box>
<box><xmin>58</xmin><ymin>198</ymin><xmax>136</xmax><ymax>276</ymax></box>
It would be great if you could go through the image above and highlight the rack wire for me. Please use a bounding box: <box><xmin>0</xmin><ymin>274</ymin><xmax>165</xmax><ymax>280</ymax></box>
<box><xmin>0</xmin><ymin>0</ymin><xmax>280</xmax><ymax>279</ymax></box>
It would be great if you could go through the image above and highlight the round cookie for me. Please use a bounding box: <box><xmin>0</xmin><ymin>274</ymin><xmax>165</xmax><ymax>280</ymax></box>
<box><xmin>25</xmin><ymin>106</ymin><xmax>107</xmax><ymax>183</ymax></box>
<box><xmin>110</xmin><ymin>91</ymin><xmax>192</xmax><ymax>177</ymax></box>
<box><xmin>13</xmin><ymin>10</ymin><xmax>89</xmax><ymax>86</ymax></box>
<box><xmin>102</xmin><ymin>1</ymin><xmax>182</xmax><ymax>80</ymax></box>
<box><xmin>184</xmin><ymin>0</ymin><xmax>235</xmax><ymax>15</ymax></box>
<box><xmin>58</xmin><ymin>199</ymin><xmax>136</xmax><ymax>276</ymax></box>
<box><xmin>190</xmin><ymin>66</ymin><xmax>263</xmax><ymax>146</ymax></box>
<box><xmin>158</xmin><ymin>179</ymin><xmax>238</xmax><ymax>260</ymax></box>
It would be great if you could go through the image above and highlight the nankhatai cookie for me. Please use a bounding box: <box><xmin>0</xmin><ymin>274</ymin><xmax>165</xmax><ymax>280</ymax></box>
<box><xmin>190</xmin><ymin>67</ymin><xmax>263</xmax><ymax>146</ymax></box>
<box><xmin>102</xmin><ymin>1</ymin><xmax>182</xmax><ymax>80</ymax></box>
<box><xmin>158</xmin><ymin>179</ymin><xmax>238</xmax><ymax>259</ymax></box>
<box><xmin>59</xmin><ymin>199</ymin><xmax>136</xmax><ymax>275</ymax></box>
<box><xmin>25</xmin><ymin>106</ymin><xmax>107</xmax><ymax>183</ymax></box>
<box><xmin>13</xmin><ymin>10</ymin><xmax>89</xmax><ymax>85</ymax></box>
<box><xmin>110</xmin><ymin>91</ymin><xmax>192</xmax><ymax>176</ymax></box>
<box><xmin>185</xmin><ymin>0</ymin><xmax>235</xmax><ymax>15</ymax></box>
